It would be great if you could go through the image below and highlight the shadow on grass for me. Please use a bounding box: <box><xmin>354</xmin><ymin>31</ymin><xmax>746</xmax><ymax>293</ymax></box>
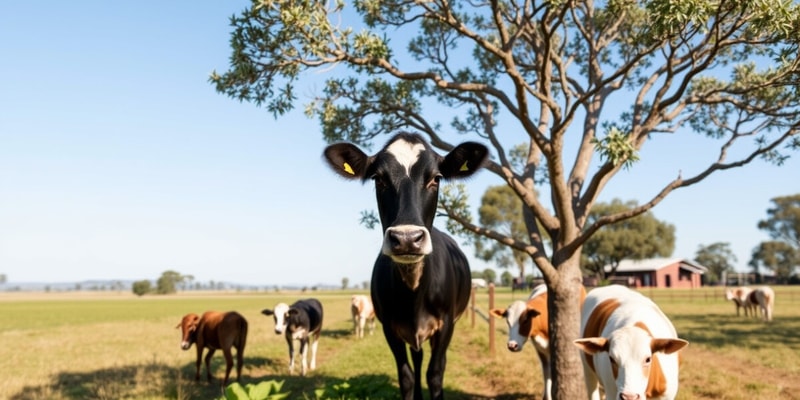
<box><xmin>8</xmin><ymin>356</ymin><xmax>524</xmax><ymax>400</ymax></box>
<box><xmin>670</xmin><ymin>313</ymin><xmax>800</xmax><ymax>349</ymax></box>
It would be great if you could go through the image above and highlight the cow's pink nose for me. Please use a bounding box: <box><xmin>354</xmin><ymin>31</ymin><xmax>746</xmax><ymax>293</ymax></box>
<box><xmin>620</xmin><ymin>393</ymin><xmax>640</xmax><ymax>400</ymax></box>
<box><xmin>507</xmin><ymin>342</ymin><xmax>519</xmax><ymax>352</ymax></box>
<box><xmin>388</xmin><ymin>229</ymin><xmax>425</xmax><ymax>253</ymax></box>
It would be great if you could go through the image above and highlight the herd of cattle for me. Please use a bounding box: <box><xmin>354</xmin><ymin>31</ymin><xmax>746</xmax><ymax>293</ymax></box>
<box><xmin>175</xmin><ymin>134</ymin><xmax>779</xmax><ymax>399</ymax></box>
<box><xmin>175</xmin><ymin>282</ymin><xmax>777</xmax><ymax>399</ymax></box>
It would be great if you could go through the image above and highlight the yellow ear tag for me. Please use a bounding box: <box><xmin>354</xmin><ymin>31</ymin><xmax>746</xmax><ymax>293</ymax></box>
<box><xmin>459</xmin><ymin>161</ymin><xmax>469</xmax><ymax>172</ymax></box>
<box><xmin>343</xmin><ymin>162</ymin><xmax>355</xmax><ymax>175</ymax></box>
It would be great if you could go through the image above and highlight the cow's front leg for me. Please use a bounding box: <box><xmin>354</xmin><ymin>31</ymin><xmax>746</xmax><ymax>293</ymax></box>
<box><xmin>204</xmin><ymin>349</ymin><xmax>216</xmax><ymax>382</ymax></box>
<box><xmin>383</xmin><ymin>325</ymin><xmax>417</xmax><ymax>400</ymax></box>
<box><xmin>537</xmin><ymin>350</ymin><xmax>552</xmax><ymax>400</ymax></box>
<box><xmin>194</xmin><ymin>347</ymin><xmax>204</xmax><ymax>381</ymax></box>
<box><xmin>426</xmin><ymin>327</ymin><xmax>452</xmax><ymax>400</ymax></box>
<box><xmin>310</xmin><ymin>332</ymin><xmax>319</xmax><ymax>371</ymax></box>
<box><xmin>285</xmin><ymin>335</ymin><xmax>295</xmax><ymax>374</ymax></box>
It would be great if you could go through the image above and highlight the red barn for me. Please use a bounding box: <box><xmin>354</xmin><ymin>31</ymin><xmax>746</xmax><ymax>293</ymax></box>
<box><xmin>604</xmin><ymin>258</ymin><xmax>707</xmax><ymax>288</ymax></box>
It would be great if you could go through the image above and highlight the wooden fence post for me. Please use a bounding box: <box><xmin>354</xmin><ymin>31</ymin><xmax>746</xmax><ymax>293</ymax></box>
<box><xmin>471</xmin><ymin>286</ymin><xmax>476</xmax><ymax>329</ymax></box>
<box><xmin>488</xmin><ymin>283</ymin><xmax>495</xmax><ymax>357</ymax></box>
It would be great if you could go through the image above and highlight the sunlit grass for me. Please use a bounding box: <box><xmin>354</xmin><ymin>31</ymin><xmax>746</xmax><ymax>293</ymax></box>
<box><xmin>1</xmin><ymin>286</ymin><xmax>798</xmax><ymax>399</ymax></box>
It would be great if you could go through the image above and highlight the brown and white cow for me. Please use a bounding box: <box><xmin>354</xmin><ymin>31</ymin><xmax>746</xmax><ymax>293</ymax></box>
<box><xmin>725</xmin><ymin>286</ymin><xmax>755</xmax><ymax>317</ymax></box>
<box><xmin>324</xmin><ymin>132</ymin><xmax>487</xmax><ymax>400</ymax></box>
<box><xmin>747</xmin><ymin>286</ymin><xmax>776</xmax><ymax>322</ymax></box>
<box><xmin>574</xmin><ymin>285</ymin><xmax>688</xmax><ymax>400</ymax></box>
<box><xmin>351</xmin><ymin>294</ymin><xmax>376</xmax><ymax>339</ymax></box>
<box><xmin>176</xmin><ymin>311</ymin><xmax>248</xmax><ymax>387</ymax></box>
<box><xmin>490</xmin><ymin>283</ymin><xmax>586</xmax><ymax>400</ymax></box>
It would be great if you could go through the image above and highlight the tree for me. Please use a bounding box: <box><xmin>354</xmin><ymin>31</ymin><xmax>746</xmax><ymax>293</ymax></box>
<box><xmin>481</xmin><ymin>268</ymin><xmax>497</xmax><ymax>285</ymax></box>
<box><xmin>581</xmin><ymin>199</ymin><xmax>675</xmax><ymax>280</ymax></box>
<box><xmin>156</xmin><ymin>270</ymin><xmax>185</xmax><ymax>295</ymax></box>
<box><xmin>341</xmin><ymin>277</ymin><xmax>349</xmax><ymax>290</ymax></box>
<box><xmin>751</xmin><ymin>194</ymin><xmax>800</xmax><ymax>282</ymax></box>
<box><xmin>0</xmin><ymin>274</ymin><xmax>6</xmax><ymax>285</ymax></box>
<box><xmin>132</xmin><ymin>280</ymin><xmax>152</xmax><ymax>297</ymax></box>
<box><xmin>749</xmin><ymin>240</ymin><xmax>798</xmax><ymax>283</ymax></box>
<box><xmin>694</xmin><ymin>242</ymin><xmax>737</xmax><ymax>285</ymax></box>
<box><xmin>474</xmin><ymin>185</ymin><xmax>534</xmax><ymax>281</ymax></box>
<box><xmin>213</xmin><ymin>2</ymin><xmax>800</xmax><ymax>397</ymax></box>
<box><xmin>500</xmin><ymin>270</ymin><xmax>514</xmax><ymax>287</ymax></box>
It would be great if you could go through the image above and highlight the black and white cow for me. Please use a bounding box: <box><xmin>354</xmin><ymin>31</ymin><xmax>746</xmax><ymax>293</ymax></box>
<box><xmin>261</xmin><ymin>298</ymin><xmax>323</xmax><ymax>376</ymax></box>
<box><xmin>324</xmin><ymin>132</ymin><xmax>487</xmax><ymax>400</ymax></box>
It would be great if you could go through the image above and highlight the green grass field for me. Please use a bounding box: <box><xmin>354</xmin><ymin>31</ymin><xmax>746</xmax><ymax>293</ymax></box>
<box><xmin>1</xmin><ymin>286</ymin><xmax>798</xmax><ymax>400</ymax></box>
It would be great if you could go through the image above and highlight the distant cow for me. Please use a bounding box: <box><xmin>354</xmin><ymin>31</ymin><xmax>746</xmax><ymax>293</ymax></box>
<box><xmin>725</xmin><ymin>286</ymin><xmax>755</xmax><ymax>317</ymax></box>
<box><xmin>324</xmin><ymin>132</ymin><xmax>487</xmax><ymax>400</ymax></box>
<box><xmin>262</xmin><ymin>298</ymin><xmax>324</xmax><ymax>376</ymax></box>
<box><xmin>176</xmin><ymin>311</ymin><xmax>248</xmax><ymax>387</ymax></box>
<box><xmin>574</xmin><ymin>285</ymin><xmax>689</xmax><ymax>400</ymax></box>
<box><xmin>748</xmin><ymin>286</ymin><xmax>776</xmax><ymax>322</ymax></box>
<box><xmin>491</xmin><ymin>284</ymin><xmax>586</xmax><ymax>400</ymax></box>
<box><xmin>351</xmin><ymin>294</ymin><xmax>376</xmax><ymax>338</ymax></box>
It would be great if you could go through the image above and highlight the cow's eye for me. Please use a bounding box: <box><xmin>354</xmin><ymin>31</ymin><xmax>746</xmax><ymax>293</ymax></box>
<box><xmin>645</xmin><ymin>356</ymin><xmax>652</xmax><ymax>364</ymax></box>
<box><xmin>427</xmin><ymin>174</ymin><xmax>443</xmax><ymax>190</ymax></box>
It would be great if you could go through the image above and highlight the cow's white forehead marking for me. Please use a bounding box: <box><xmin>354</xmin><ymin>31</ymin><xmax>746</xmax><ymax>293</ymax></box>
<box><xmin>386</xmin><ymin>139</ymin><xmax>426</xmax><ymax>176</ymax></box>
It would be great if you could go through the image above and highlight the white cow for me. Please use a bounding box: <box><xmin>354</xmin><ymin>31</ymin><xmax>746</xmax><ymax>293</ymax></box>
<box><xmin>748</xmin><ymin>286</ymin><xmax>776</xmax><ymax>322</ymax></box>
<box><xmin>574</xmin><ymin>285</ymin><xmax>689</xmax><ymax>400</ymax></box>
<box><xmin>724</xmin><ymin>286</ymin><xmax>755</xmax><ymax>317</ymax></box>
<box><xmin>350</xmin><ymin>294</ymin><xmax>376</xmax><ymax>338</ymax></box>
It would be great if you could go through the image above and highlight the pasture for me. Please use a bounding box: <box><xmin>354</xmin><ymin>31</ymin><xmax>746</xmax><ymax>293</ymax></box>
<box><xmin>0</xmin><ymin>286</ymin><xmax>798</xmax><ymax>399</ymax></box>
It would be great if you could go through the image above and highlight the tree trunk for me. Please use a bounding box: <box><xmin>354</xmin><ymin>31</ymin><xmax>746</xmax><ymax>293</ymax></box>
<box><xmin>548</xmin><ymin>257</ymin><xmax>587</xmax><ymax>400</ymax></box>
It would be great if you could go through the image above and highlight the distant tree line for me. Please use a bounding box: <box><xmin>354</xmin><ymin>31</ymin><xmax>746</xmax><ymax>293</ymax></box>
<box><xmin>473</xmin><ymin>190</ymin><xmax>800</xmax><ymax>286</ymax></box>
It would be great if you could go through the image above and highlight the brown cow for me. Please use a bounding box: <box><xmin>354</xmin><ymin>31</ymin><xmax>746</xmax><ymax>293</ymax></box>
<box><xmin>176</xmin><ymin>311</ymin><xmax>248</xmax><ymax>386</ymax></box>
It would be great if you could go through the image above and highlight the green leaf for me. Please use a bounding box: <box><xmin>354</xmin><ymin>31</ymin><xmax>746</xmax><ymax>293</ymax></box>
<box><xmin>224</xmin><ymin>382</ymin><xmax>251</xmax><ymax>400</ymax></box>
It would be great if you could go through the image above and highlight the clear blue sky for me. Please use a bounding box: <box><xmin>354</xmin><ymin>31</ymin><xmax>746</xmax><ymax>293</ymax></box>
<box><xmin>1</xmin><ymin>2</ymin><xmax>797</xmax><ymax>286</ymax></box>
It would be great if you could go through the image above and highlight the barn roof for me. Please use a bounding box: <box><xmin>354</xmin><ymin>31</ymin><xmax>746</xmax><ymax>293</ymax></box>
<box><xmin>604</xmin><ymin>257</ymin><xmax>708</xmax><ymax>274</ymax></box>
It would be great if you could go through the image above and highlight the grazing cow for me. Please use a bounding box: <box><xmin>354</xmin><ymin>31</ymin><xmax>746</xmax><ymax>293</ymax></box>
<box><xmin>725</xmin><ymin>286</ymin><xmax>755</xmax><ymax>317</ymax></box>
<box><xmin>261</xmin><ymin>298</ymin><xmax>324</xmax><ymax>376</ymax></box>
<box><xmin>574</xmin><ymin>285</ymin><xmax>689</xmax><ymax>400</ymax></box>
<box><xmin>176</xmin><ymin>311</ymin><xmax>248</xmax><ymax>387</ymax></box>
<box><xmin>748</xmin><ymin>286</ymin><xmax>776</xmax><ymax>322</ymax></box>
<box><xmin>490</xmin><ymin>284</ymin><xmax>586</xmax><ymax>400</ymax></box>
<box><xmin>351</xmin><ymin>294</ymin><xmax>376</xmax><ymax>338</ymax></box>
<box><xmin>324</xmin><ymin>132</ymin><xmax>487</xmax><ymax>400</ymax></box>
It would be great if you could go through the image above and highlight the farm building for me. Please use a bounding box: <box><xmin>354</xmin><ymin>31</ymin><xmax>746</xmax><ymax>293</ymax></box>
<box><xmin>604</xmin><ymin>257</ymin><xmax>708</xmax><ymax>288</ymax></box>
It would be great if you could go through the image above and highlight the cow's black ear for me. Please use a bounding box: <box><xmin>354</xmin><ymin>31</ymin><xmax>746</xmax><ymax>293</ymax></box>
<box><xmin>440</xmin><ymin>142</ymin><xmax>488</xmax><ymax>179</ymax></box>
<box><xmin>323</xmin><ymin>143</ymin><xmax>370</xmax><ymax>180</ymax></box>
<box><xmin>261</xmin><ymin>309</ymin><xmax>274</xmax><ymax>316</ymax></box>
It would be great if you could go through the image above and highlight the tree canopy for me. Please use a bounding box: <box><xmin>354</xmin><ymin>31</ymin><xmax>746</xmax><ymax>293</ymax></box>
<box><xmin>694</xmin><ymin>242</ymin><xmax>737</xmax><ymax>285</ymax></box>
<box><xmin>750</xmin><ymin>194</ymin><xmax>800</xmax><ymax>282</ymax></box>
<box><xmin>212</xmin><ymin>1</ymin><xmax>800</xmax><ymax>398</ymax></box>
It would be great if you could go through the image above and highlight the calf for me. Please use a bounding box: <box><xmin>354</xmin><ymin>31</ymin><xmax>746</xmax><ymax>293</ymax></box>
<box><xmin>324</xmin><ymin>132</ymin><xmax>487</xmax><ymax>400</ymax></box>
<box><xmin>176</xmin><ymin>311</ymin><xmax>247</xmax><ymax>387</ymax></box>
<box><xmin>574</xmin><ymin>285</ymin><xmax>688</xmax><ymax>400</ymax></box>
<box><xmin>262</xmin><ymin>298</ymin><xmax>323</xmax><ymax>376</ymax></box>
<box><xmin>490</xmin><ymin>284</ymin><xmax>586</xmax><ymax>400</ymax></box>
<box><xmin>725</xmin><ymin>286</ymin><xmax>755</xmax><ymax>317</ymax></box>
<box><xmin>351</xmin><ymin>294</ymin><xmax>376</xmax><ymax>338</ymax></box>
<box><xmin>748</xmin><ymin>286</ymin><xmax>776</xmax><ymax>322</ymax></box>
